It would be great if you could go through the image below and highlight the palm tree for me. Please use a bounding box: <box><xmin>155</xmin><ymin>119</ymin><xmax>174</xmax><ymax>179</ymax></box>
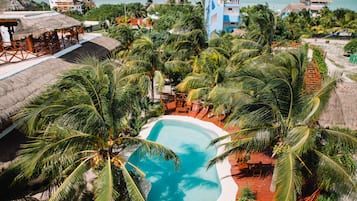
<box><xmin>126</xmin><ymin>3</ymin><xmax>147</xmax><ymax>18</ymax></box>
<box><xmin>120</xmin><ymin>36</ymin><xmax>164</xmax><ymax>102</ymax></box>
<box><xmin>107</xmin><ymin>24</ymin><xmax>135</xmax><ymax>61</ymax></box>
<box><xmin>173</xmin><ymin>29</ymin><xmax>207</xmax><ymax>60</ymax></box>
<box><xmin>10</xmin><ymin>58</ymin><xmax>179</xmax><ymax>201</ymax></box>
<box><xmin>176</xmin><ymin>47</ymin><xmax>230</xmax><ymax>102</ymax></box>
<box><xmin>241</xmin><ymin>5</ymin><xmax>276</xmax><ymax>53</ymax></box>
<box><xmin>208</xmin><ymin>48</ymin><xmax>357</xmax><ymax>200</ymax></box>
<box><xmin>229</xmin><ymin>38</ymin><xmax>265</xmax><ymax>67</ymax></box>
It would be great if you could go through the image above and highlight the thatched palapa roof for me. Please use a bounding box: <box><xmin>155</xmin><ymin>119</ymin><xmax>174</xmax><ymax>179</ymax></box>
<box><xmin>0</xmin><ymin>36</ymin><xmax>120</xmax><ymax>132</ymax></box>
<box><xmin>13</xmin><ymin>12</ymin><xmax>81</xmax><ymax>40</ymax></box>
<box><xmin>319</xmin><ymin>82</ymin><xmax>357</xmax><ymax>130</ymax></box>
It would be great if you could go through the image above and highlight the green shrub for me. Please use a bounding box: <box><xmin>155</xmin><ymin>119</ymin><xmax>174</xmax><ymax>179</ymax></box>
<box><xmin>148</xmin><ymin>103</ymin><xmax>165</xmax><ymax>117</ymax></box>
<box><xmin>238</xmin><ymin>187</ymin><xmax>256</xmax><ymax>201</ymax></box>
<box><xmin>312</xmin><ymin>47</ymin><xmax>328</xmax><ymax>78</ymax></box>
<box><xmin>344</xmin><ymin>39</ymin><xmax>357</xmax><ymax>53</ymax></box>
<box><xmin>317</xmin><ymin>192</ymin><xmax>338</xmax><ymax>201</ymax></box>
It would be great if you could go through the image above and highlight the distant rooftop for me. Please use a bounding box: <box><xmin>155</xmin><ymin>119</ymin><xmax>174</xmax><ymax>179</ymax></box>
<box><xmin>300</xmin><ymin>0</ymin><xmax>332</xmax><ymax>3</ymax></box>
<box><xmin>0</xmin><ymin>11</ymin><xmax>53</xmax><ymax>20</ymax></box>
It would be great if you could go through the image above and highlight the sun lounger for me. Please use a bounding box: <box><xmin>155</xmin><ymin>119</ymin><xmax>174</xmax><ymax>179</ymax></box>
<box><xmin>164</xmin><ymin>101</ymin><xmax>176</xmax><ymax>114</ymax></box>
<box><xmin>188</xmin><ymin>102</ymin><xmax>202</xmax><ymax>116</ymax></box>
<box><xmin>196</xmin><ymin>105</ymin><xmax>210</xmax><ymax>119</ymax></box>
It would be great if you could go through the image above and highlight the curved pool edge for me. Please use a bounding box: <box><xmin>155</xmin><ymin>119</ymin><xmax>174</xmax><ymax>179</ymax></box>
<box><xmin>138</xmin><ymin>115</ymin><xmax>238</xmax><ymax>201</ymax></box>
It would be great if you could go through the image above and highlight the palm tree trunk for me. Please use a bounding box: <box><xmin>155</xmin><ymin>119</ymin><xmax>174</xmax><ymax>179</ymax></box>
<box><xmin>151</xmin><ymin>78</ymin><xmax>155</xmax><ymax>103</ymax></box>
<box><xmin>270</xmin><ymin>164</ymin><xmax>277</xmax><ymax>192</ymax></box>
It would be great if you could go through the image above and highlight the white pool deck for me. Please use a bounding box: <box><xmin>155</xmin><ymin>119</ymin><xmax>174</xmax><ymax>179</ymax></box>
<box><xmin>138</xmin><ymin>115</ymin><xmax>238</xmax><ymax>201</ymax></box>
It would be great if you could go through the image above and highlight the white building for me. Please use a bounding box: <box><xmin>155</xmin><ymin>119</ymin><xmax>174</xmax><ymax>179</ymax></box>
<box><xmin>49</xmin><ymin>0</ymin><xmax>83</xmax><ymax>13</ymax></box>
<box><xmin>205</xmin><ymin>0</ymin><xmax>241</xmax><ymax>38</ymax></box>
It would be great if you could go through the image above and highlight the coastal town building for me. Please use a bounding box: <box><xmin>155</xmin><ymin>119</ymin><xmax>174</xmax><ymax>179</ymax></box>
<box><xmin>281</xmin><ymin>0</ymin><xmax>333</xmax><ymax>17</ymax></box>
<box><xmin>49</xmin><ymin>0</ymin><xmax>82</xmax><ymax>13</ymax></box>
<box><xmin>49</xmin><ymin>0</ymin><xmax>95</xmax><ymax>13</ymax></box>
<box><xmin>204</xmin><ymin>0</ymin><xmax>241</xmax><ymax>38</ymax></box>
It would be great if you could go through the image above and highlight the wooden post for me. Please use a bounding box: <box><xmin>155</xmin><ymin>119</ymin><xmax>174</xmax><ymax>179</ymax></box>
<box><xmin>0</xmin><ymin>34</ymin><xmax>3</xmax><ymax>52</ymax></box>
<box><xmin>26</xmin><ymin>35</ymin><xmax>34</xmax><ymax>52</ymax></box>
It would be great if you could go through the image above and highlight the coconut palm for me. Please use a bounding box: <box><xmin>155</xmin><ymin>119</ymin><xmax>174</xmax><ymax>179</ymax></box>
<box><xmin>241</xmin><ymin>5</ymin><xmax>276</xmax><ymax>53</ymax></box>
<box><xmin>107</xmin><ymin>24</ymin><xmax>135</xmax><ymax>61</ymax></box>
<box><xmin>208</xmin><ymin>48</ymin><xmax>357</xmax><ymax>200</ymax></box>
<box><xmin>126</xmin><ymin>3</ymin><xmax>147</xmax><ymax>18</ymax></box>
<box><xmin>120</xmin><ymin>36</ymin><xmax>165</xmax><ymax>102</ymax></box>
<box><xmin>229</xmin><ymin>38</ymin><xmax>265</xmax><ymax>67</ymax></box>
<box><xmin>173</xmin><ymin>29</ymin><xmax>207</xmax><ymax>60</ymax></box>
<box><xmin>176</xmin><ymin>47</ymin><xmax>230</xmax><ymax>102</ymax></box>
<box><xmin>11</xmin><ymin>58</ymin><xmax>179</xmax><ymax>201</ymax></box>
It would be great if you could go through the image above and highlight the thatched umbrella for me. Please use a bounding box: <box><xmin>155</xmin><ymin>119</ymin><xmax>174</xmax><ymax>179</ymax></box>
<box><xmin>319</xmin><ymin>82</ymin><xmax>357</xmax><ymax>130</ymax></box>
<box><xmin>12</xmin><ymin>12</ymin><xmax>81</xmax><ymax>40</ymax></box>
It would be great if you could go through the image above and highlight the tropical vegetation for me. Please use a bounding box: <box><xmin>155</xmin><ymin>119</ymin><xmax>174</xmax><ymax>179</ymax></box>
<box><xmin>1</xmin><ymin>2</ymin><xmax>357</xmax><ymax>201</ymax></box>
<box><xmin>276</xmin><ymin>7</ymin><xmax>357</xmax><ymax>43</ymax></box>
<box><xmin>344</xmin><ymin>39</ymin><xmax>357</xmax><ymax>53</ymax></box>
<box><xmin>1</xmin><ymin>59</ymin><xmax>179</xmax><ymax>200</ymax></box>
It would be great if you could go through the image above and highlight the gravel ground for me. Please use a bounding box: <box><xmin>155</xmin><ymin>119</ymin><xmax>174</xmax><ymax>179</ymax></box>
<box><xmin>303</xmin><ymin>38</ymin><xmax>357</xmax><ymax>82</ymax></box>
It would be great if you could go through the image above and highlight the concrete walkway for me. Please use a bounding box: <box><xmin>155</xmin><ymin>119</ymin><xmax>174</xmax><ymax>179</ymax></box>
<box><xmin>303</xmin><ymin>38</ymin><xmax>357</xmax><ymax>82</ymax></box>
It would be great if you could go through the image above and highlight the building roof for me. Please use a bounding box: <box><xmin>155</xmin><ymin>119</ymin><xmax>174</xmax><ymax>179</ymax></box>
<box><xmin>282</xmin><ymin>2</ymin><xmax>326</xmax><ymax>13</ymax></box>
<box><xmin>13</xmin><ymin>11</ymin><xmax>81</xmax><ymax>40</ymax></box>
<box><xmin>0</xmin><ymin>11</ymin><xmax>53</xmax><ymax>22</ymax></box>
<box><xmin>300</xmin><ymin>0</ymin><xmax>332</xmax><ymax>3</ymax></box>
<box><xmin>319</xmin><ymin>82</ymin><xmax>357</xmax><ymax>130</ymax></box>
<box><xmin>0</xmin><ymin>36</ymin><xmax>120</xmax><ymax>132</ymax></box>
<box><xmin>282</xmin><ymin>3</ymin><xmax>308</xmax><ymax>13</ymax></box>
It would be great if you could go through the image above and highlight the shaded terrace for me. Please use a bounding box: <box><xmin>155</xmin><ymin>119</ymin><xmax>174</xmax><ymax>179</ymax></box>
<box><xmin>0</xmin><ymin>11</ymin><xmax>82</xmax><ymax>65</ymax></box>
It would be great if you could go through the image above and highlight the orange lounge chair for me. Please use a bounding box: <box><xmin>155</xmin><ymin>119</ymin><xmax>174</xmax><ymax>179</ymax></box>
<box><xmin>164</xmin><ymin>101</ymin><xmax>177</xmax><ymax>114</ymax></box>
<box><xmin>176</xmin><ymin>104</ymin><xmax>191</xmax><ymax>113</ymax></box>
<box><xmin>196</xmin><ymin>105</ymin><xmax>210</xmax><ymax>119</ymax></box>
<box><xmin>188</xmin><ymin>102</ymin><xmax>202</xmax><ymax>117</ymax></box>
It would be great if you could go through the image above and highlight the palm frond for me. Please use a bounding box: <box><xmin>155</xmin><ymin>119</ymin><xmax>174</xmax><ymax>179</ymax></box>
<box><xmin>176</xmin><ymin>74</ymin><xmax>210</xmax><ymax>92</ymax></box>
<box><xmin>314</xmin><ymin>150</ymin><xmax>356</xmax><ymax>193</ymax></box>
<box><xmin>287</xmin><ymin>126</ymin><xmax>315</xmax><ymax>155</ymax></box>
<box><xmin>302</xmin><ymin>79</ymin><xmax>336</xmax><ymax>123</ymax></box>
<box><xmin>323</xmin><ymin>128</ymin><xmax>357</xmax><ymax>149</ymax></box>
<box><xmin>121</xmin><ymin>137</ymin><xmax>180</xmax><ymax>167</ymax></box>
<box><xmin>95</xmin><ymin>156</ymin><xmax>119</xmax><ymax>201</ymax></box>
<box><xmin>126</xmin><ymin>161</ymin><xmax>146</xmax><ymax>177</ymax></box>
<box><xmin>49</xmin><ymin>160</ymin><xmax>87</xmax><ymax>201</ymax></box>
<box><xmin>207</xmin><ymin>146</ymin><xmax>241</xmax><ymax>169</ymax></box>
<box><xmin>274</xmin><ymin>150</ymin><xmax>301</xmax><ymax>201</ymax></box>
<box><xmin>186</xmin><ymin>87</ymin><xmax>210</xmax><ymax>102</ymax></box>
<box><xmin>121</xmin><ymin>165</ymin><xmax>145</xmax><ymax>201</ymax></box>
<box><xmin>154</xmin><ymin>71</ymin><xmax>165</xmax><ymax>93</ymax></box>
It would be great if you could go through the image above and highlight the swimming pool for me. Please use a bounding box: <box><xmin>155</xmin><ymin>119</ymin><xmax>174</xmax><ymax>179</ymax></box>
<box><xmin>128</xmin><ymin>116</ymin><xmax>237</xmax><ymax>201</ymax></box>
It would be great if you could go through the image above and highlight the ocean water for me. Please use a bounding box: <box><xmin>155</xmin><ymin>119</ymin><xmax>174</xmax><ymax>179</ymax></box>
<box><xmin>90</xmin><ymin>0</ymin><xmax>357</xmax><ymax>11</ymax></box>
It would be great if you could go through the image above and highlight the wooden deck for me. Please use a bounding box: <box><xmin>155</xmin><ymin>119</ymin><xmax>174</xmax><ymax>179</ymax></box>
<box><xmin>167</xmin><ymin>106</ymin><xmax>275</xmax><ymax>201</ymax></box>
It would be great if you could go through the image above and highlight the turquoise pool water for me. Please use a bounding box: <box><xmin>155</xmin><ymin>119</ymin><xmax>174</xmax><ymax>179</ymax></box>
<box><xmin>128</xmin><ymin>119</ymin><xmax>221</xmax><ymax>201</ymax></box>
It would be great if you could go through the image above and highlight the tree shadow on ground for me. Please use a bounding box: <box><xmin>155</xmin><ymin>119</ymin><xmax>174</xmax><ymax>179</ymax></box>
<box><xmin>129</xmin><ymin>144</ymin><xmax>220</xmax><ymax>201</ymax></box>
